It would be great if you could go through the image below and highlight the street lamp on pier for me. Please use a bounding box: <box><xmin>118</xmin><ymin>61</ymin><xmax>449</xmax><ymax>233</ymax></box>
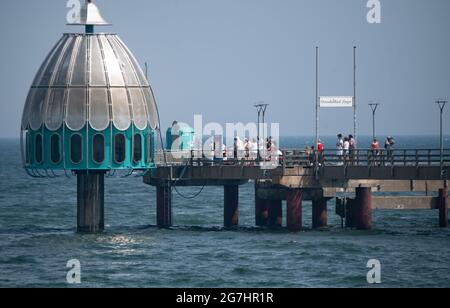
<box><xmin>254</xmin><ymin>102</ymin><xmax>269</xmax><ymax>161</ymax></box>
<box><xmin>369</xmin><ymin>102</ymin><xmax>380</xmax><ymax>141</ymax></box>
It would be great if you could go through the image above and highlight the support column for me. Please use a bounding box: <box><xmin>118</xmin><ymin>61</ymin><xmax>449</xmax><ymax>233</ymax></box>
<box><xmin>157</xmin><ymin>184</ymin><xmax>172</xmax><ymax>228</ymax></box>
<box><xmin>286</xmin><ymin>189</ymin><xmax>302</xmax><ymax>232</ymax></box>
<box><xmin>224</xmin><ymin>185</ymin><xmax>239</xmax><ymax>228</ymax></box>
<box><xmin>268</xmin><ymin>199</ymin><xmax>283</xmax><ymax>228</ymax></box>
<box><xmin>355</xmin><ymin>187</ymin><xmax>372</xmax><ymax>230</ymax></box>
<box><xmin>438</xmin><ymin>188</ymin><xmax>448</xmax><ymax>228</ymax></box>
<box><xmin>345</xmin><ymin>198</ymin><xmax>356</xmax><ymax>228</ymax></box>
<box><xmin>255</xmin><ymin>184</ymin><xmax>269</xmax><ymax>226</ymax></box>
<box><xmin>312</xmin><ymin>198</ymin><xmax>328</xmax><ymax>229</ymax></box>
<box><xmin>77</xmin><ymin>171</ymin><xmax>105</xmax><ymax>233</ymax></box>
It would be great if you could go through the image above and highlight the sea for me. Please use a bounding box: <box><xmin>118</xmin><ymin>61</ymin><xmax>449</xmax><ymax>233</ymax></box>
<box><xmin>0</xmin><ymin>136</ymin><xmax>449</xmax><ymax>288</ymax></box>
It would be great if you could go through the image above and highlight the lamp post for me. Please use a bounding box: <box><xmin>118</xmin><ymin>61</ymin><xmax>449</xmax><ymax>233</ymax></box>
<box><xmin>436</xmin><ymin>99</ymin><xmax>448</xmax><ymax>177</ymax></box>
<box><xmin>369</xmin><ymin>102</ymin><xmax>380</xmax><ymax>141</ymax></box>
<box><xmin>254</xmin><ymin>102</ymin><xmax>269</xmax><ymax>161</ymax></box>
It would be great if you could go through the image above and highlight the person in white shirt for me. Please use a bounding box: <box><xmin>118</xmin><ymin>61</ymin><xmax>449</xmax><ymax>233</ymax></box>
<box><xmin>336</xmin><ymin>134</ymin><xmax>343</xmax><ymax>152</ymax></box>
<box><xmin>343</xmin><ymin>137</ymin><xmax>350</xmax><ymax>161</ymax></box>
<box><xmin>336</xmin><ymin>134</ymin><xmax>344</xmax><ymax>165</ymax></box>
<box><xmin>244</xmin><ymin>138</ymin><xmax>250</xmax><ymax>159</ymax></box>
<box><xmin>251</xmin><ymin>139</ymin><xmax>258</xmax><ymax>160</ymax></box>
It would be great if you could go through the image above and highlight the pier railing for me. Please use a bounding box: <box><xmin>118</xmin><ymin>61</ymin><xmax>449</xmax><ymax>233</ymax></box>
<box><xmin>154</xmin><ymin>150</ymin><xmax>279</xmax><ymax>167</ymax></box>
<box><xmin>154</xmin><ymin>148</ymin><xmax>450</xmax><ymax>169</ymax></box>
<box><xmin>283</xmin><ymin>148</ymin><xmax>450</xmax><ymax>167</ymax></box>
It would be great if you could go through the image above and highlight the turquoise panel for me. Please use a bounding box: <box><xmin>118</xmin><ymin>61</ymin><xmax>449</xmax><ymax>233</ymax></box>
<box><xmin>24</xmin><ymin>123</ymin><xmax>155</xmax><ymax>172</ymax></box>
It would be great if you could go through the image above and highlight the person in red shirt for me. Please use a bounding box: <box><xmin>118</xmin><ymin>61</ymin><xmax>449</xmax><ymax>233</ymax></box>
<box><xmin>317</xmin><ymin>139</ymin><xmax>324</xmax><ymax>164</ymax></box>
<box><xmin>371</xmin><ymin>138</ymin><xmax>380</xmax><ymax>151</ymax></box>
<box><xmin>317</xmin><ymin>139</ymin><xmax>324</xmax><ymax>153</ymax></box>
<box><xmin>371</xmin><ymin>138</ymin><xmax>380</xmax><ymax>165</ymax></box>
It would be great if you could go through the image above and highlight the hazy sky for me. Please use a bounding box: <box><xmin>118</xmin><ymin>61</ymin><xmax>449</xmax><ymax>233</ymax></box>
<box><xmin>0</xmin><ymin>0</ymin><xmax>449</xmax><ymax>138</ymax></box>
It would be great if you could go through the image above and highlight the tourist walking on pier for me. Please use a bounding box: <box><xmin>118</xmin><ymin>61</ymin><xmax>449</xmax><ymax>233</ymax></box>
<box><xmin>244</xmin><ymin>139</ymin><xmax>250</xmax><ymax>159</ymax></box>
<box><xmin>336</xmin><ymin>134</ymin><xmax>344</xmax><ymax>165</ymax></box>
<box><xmin>385</xmin><ymin>136</ymin><xmax>395</xmax><ymax>164</ymax></box>
<box><xmin>317</xmin><ymin>139</ymin><xmax>324</xmax><ymax>165</ymax></box>
<box><xmin>371</xmin><ymin>138</ymin><xmax>381</xmax><ymax>165</ymax></box>
<box><xmin>349</xmin><ymin>134</ymin><xmax>356</xmax><ymax>163</ymax></box>
<box><xmin>251</xmin><ymin>138</ymin><xmax>258</xmax><ymax>160</ymax></box>
<box><xmin>305</xmin><ymin>146</ymin><xmax>312</xmax><ymax>165</ymax></box>
<box><xmin>343</xmin><ymin>137</ymin><xmax>350</xmax><ymax>162</ymax></box>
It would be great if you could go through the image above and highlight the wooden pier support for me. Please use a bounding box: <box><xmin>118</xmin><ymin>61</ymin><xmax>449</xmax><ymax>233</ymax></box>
<box><xmin>76</xmin><ymin>171</ymin><xmax>105</xmax><ymax>233</ymax></box>
<box><xmin>438</xmin><ymin>188</ymin><xmax>448</xmax><ymax>228</ymax></box>
<box><xmin>312</xmin><ymin>198</ymin><xmax>328</xmax><ymax>229</ymax></box>
<box><xmin>268</xmin><ymin>200</ymin><xmax>283</xmax><ymax>228</ymax></box>
<box><xmin>156</xmin><ymin>184</ymin><xmax>172</xmax><ymax>228</ymax></box>
<box><xmin>286</xmin><ymin>189</ymin><xmax>302</xmax><ymax>232</ymax></box>
<box><xmin>355</xmin><ymin>187</ymin><xmax>372</xmax><ymax>230</ymax></box>
<box><xmin>224</xmin><ymin>185</ymin><xmax>239</xmax><ymax>228</ymax></box>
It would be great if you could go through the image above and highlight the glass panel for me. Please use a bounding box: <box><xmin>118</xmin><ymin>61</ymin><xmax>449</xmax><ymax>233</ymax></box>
<box><xmin>66</xmin><ymin>88</ymin><xmax>86</xmax><ymax>131</ymax></box>
<box><xmin>114</xmin><ymin>134</ymin><xmax>126</xmax><ymax>163</ymax></box>
<box><xmin>25</xmin><ymin>131</ymin><xmax>31</xmax><ymax>164</ymax></box>
<box><xmin>90</xmin><ymin>36</ymin><xmax>106</xmax><ymax>86</ymax></box>
<box><xmin>39</xmin><ymin>36</ymin><xmax>69</xmax><ymax>86</ymax></box>
<box><xmin>93</xmin><ymin>134</ymin><xmax>105</xmax><ymax>164</ymax></box>
<box><xmin>29</xmin><ymin>89</ymin><xmax>47</xmax><ymax>130</ymax></box>
<box><xmin>146</xmin><ymin>133</ymin><xmax>152</xmax><ymax>164</ymax></box>
<box><xmin>107</xmin><ymin>35</ymin><xmax>139</xmax><ymax>86</ymax></box>
<box><xmin>129</xmin><ymin>88</ymin><xmax>148</xmax><ymax>130</ymax></box>
<box><xmin>35</xmin><ymin>134</ymin><xmax>43</xmax><ymax>164</ymax></box>
<box><xmin>116</xmin><ymin>37</ymin><xmax>149</xmax><ymax>86</ymax></box>
<box><xmin>133</xmin><ymin>134</ymin><xmax>142</xmax><ymax>163</ymax></box>
<box><xmin>71</xmin><ymin>36</ymin><xmax>87</xmax><ymax>86</ymax></box>
<box><xmin>111</xmin><ymin>88</ymin><xmax>131</xmax><ymax>131</ymax></box>
<box><xmin>50</xmin><ymin>134</ymin><xmax>61</xmax><ymax>164</ymax></box>
<box><xmin>70</xmin><ymin>134</ymin><xmax>83</xmax><ymax>164</ymax></box>
<box><xmin>32</xmin><ymin>36</ymin><xmax>67</xmax><ymax>86</ymax></box>
<box><xmin>89</xmin><ymin>88</ymin><xmax>110</xmax><ymax>131</ymax></box>
<box><xmin>54</xmin><ymin>37</ymin><xmax>76</xmax><ymax>86</ymax></box>
<box><xmin>21</xmin><ymin>89</ymin><xmax>36</xmax><ymax>129</ymax></box>
<box><xmin>100</xmin><ymin>36</ymin><xmax>125</xmax><ymax>87</ymax></box>
<box><xmin>45</xmin><ymin>89</ymin><xmax>65</xmax><ymax>131</ymax></box>
<box><xmin>142</xmin><ymin>87</ymin><xmax>159</xmax><ymax>130</ymax></box>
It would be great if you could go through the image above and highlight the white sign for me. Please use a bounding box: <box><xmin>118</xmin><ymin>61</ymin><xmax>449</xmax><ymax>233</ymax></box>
<box><xmin>319</xmin><ymin>96</ymin><xmax>354</xmax><ymax>108</ymax></box>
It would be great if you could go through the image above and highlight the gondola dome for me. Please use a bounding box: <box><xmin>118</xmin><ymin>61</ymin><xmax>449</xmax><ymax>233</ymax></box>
<box><xmin>21</xmin><ymin>33</ymin><xmax>159</xmax><ymax>132</ymax></box>
<box><xmin>21</xmin><ymin>0</ymin><xmax>159</xmax><ymax>173</ymax></box>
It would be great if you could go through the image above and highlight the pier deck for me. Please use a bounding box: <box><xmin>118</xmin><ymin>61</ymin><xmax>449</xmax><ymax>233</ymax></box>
<box><xmin>144</xmin><ymin>149</ymin><xmax>449</xmax><ymax>230</ymax></box>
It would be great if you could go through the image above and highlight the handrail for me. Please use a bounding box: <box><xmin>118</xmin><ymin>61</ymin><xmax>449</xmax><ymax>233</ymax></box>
<box><xmin>282</xmin><ymin>148</ymin><xmax>450</xmax><ymax>167</ymax></box>
<box><xmin>154</xmin><ymin>148</ymin><xmax>450</xmax><ymax>168</ymax></box>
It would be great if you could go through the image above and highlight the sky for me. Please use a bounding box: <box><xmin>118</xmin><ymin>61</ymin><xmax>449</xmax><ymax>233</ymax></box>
<box><xmin>0</xmin><ymin>0</ymin><xmax>449</xmax><ymax>138</ymax></box>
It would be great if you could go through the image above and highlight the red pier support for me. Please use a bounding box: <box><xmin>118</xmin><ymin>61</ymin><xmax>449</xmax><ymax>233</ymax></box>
<box><xmin>286</xmin><ymin>189</ymin><xmax>302</xmax><ymax>232</ymax></box>
<box><xmin>355</xmin><ymin>187</ymin><xmax>372</xmax><ymax>230</ymax></box>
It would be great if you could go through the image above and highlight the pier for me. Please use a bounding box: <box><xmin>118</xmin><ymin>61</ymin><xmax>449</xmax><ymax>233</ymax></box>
<box><xmin>17</xmin><ymin>1</ymin><xmax>449</xmax><ymax>234</ymax></box>
<box><xmin>144</xmin><ymin>148</ymin><xmax>449</xmax><ymax>231</ymax></box>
